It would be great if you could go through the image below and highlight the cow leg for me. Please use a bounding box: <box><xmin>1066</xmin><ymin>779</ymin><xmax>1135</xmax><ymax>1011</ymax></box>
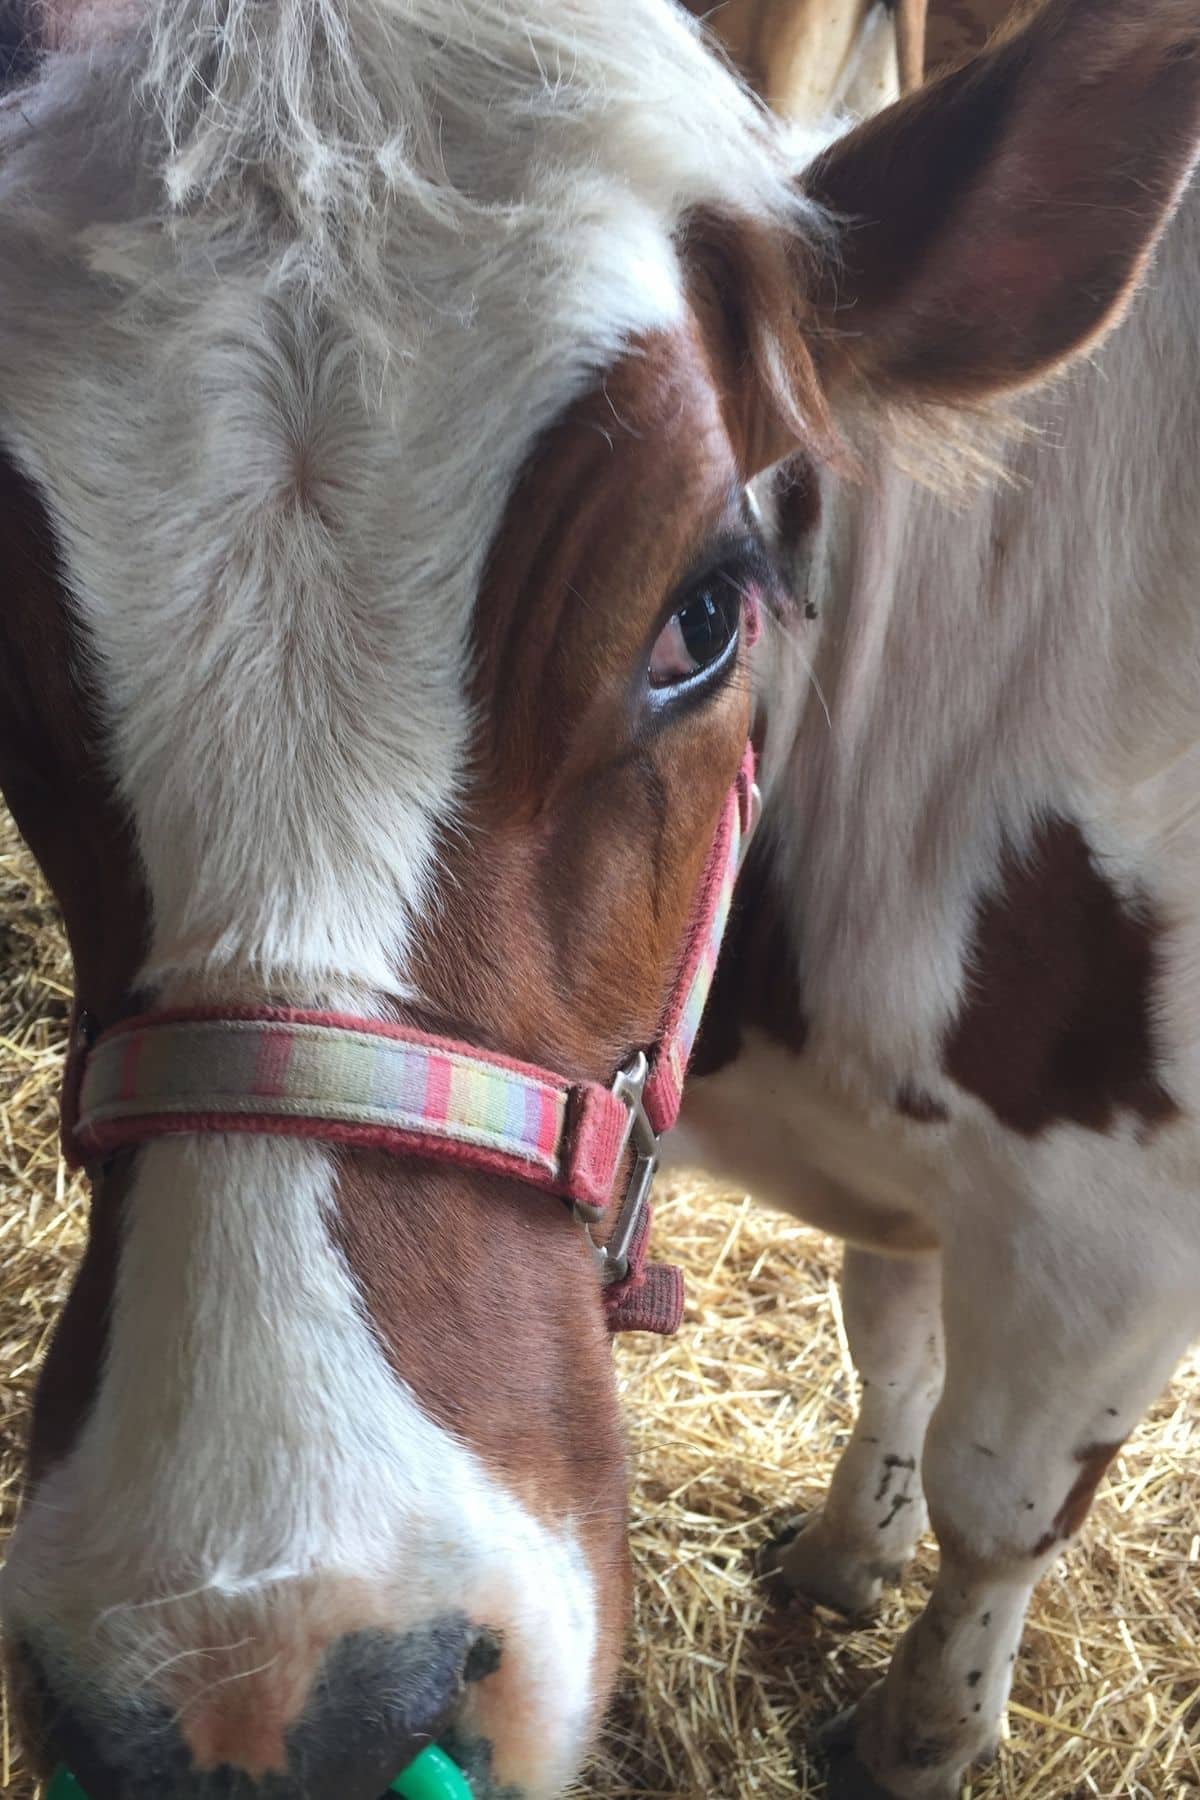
<box><xmin>771</xmin><ymin>1247</ymin><xmax>943</xmax><ymax>1615</ymax></box>
<box><xmin>833</xmin><ymin>1</ymin><xmax>903</xmax><ymax>121</ymax></box>
<box><xmin>824</xmin><ymin>1208</ymin><xmax>1197</xmax><ymax>1800</ymax></box>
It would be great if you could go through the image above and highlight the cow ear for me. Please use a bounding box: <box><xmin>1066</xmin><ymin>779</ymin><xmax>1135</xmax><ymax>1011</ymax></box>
<box><xmin>804</xmin><ymin>0</ymin><xmax>1200</xmax><ymax>403</ymax></box>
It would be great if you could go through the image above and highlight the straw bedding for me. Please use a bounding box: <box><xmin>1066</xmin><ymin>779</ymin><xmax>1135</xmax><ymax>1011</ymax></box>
<box><xmin>2</xmin><ymin>802</ymin><xmax>1199</xmax><ymax>1799</ymax></box>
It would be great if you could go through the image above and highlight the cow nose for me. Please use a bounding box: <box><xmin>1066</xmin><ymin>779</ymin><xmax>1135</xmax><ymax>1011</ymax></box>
<box><xmin>27</xmin><ymin>1619</ymin><xmax>484</xmax><ymax>1800</ymax></box>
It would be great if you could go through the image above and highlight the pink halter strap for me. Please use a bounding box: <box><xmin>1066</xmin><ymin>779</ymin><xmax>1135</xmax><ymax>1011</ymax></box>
<box><xmin>65</xmin><ymin>749</ymin><xmax>758</xmax><ymax>1335</ymax></box>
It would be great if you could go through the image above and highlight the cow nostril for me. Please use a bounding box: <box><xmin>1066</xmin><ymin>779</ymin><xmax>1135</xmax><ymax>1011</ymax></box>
<box><xmin>285</xmin><ymin>1621</ymin><xmax>476</xmax><ymax>1796</ymax></box>
<box><xmin>27</xmin><ymin>1616</ymin><xmax>488</xmax><ymax>1800</ymax></box>
<box><xmin>463</xmin><ymin>1626</ymin><xmax>503</xmax><ymax>1684</ymax></box>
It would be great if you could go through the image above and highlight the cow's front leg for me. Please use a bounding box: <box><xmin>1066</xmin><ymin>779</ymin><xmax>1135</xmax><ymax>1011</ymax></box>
<box><xmin>772</xmin><ymin>1246</ymin><xmax>943</xmax><ymax>1615</ymax></box>
<box><xmin>826</xmin><ymin>1204</ymin><xmax>1197</xmax><ymax>1800</ymax></box>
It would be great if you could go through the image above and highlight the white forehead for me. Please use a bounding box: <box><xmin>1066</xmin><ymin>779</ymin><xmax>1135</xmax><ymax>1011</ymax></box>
<box><xmin>0</xmin><ymin>0</ymin><xmax>806</xmax><ymax>998</ymax></box>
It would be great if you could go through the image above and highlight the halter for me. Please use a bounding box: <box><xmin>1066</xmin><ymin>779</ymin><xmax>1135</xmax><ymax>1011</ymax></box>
<box><xmin>63</xmin><ymin>749</ymin><xmax>758</xmax><ymax>1336</ymax></box>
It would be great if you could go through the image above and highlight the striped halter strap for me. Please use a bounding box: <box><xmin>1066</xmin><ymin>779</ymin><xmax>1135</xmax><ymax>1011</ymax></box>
<box><xmin>63</xmin><ymin>749</ymin><xmax>758</xmax><ymax>1336</ymax></box>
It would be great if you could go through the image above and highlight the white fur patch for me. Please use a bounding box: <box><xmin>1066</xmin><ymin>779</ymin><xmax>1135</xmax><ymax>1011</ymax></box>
<box><xmin>3</xmin><ymin>1138</ymin><xmax>598</xmax><ymax>1795</ymax></box>
<box><xmin>0</xmin><ymin>0</ymin><xmax>816</xmax><ymax>1000</ymax></box>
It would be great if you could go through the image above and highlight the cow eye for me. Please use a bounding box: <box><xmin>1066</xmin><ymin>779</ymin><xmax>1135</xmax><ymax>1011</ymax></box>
<box><xmin>648</xmin><ymin>574</ymin><xmax>742</xmax><ymax>690</ymax></box>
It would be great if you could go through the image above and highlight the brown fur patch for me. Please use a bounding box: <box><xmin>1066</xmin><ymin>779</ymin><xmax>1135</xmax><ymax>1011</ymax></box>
<box><xmin>409</xmin><ymin>321</ymin><xmax>758</xmax><ymax>1079</ymax></box>
<box><xmin>1033</xmin><ymin>1440</ymin><xmax>1123</xmax><ymax>1556</ymax></box>
<box><xmin>944</xmin><ymin>817</ymin><xmax>1178</xmax><ymax>1137</ymax></box>
<box><xmin>332</xmin><ymin>320</ymin><xmax>761</xmax><ymax>1720</ymax></box>
<box><xmin>0</xmin><ymin>456</ymin><xmax>149</xmax><ymax>1021</ymax></box>
<box><xmin>331</xmin><ymin>1155</ymin><xmax>629</xmax><ymax>1559</ymax></box>
<box><xmin>0</xmin><ymin>455</ymin><xmax>150</xmax><ymax>1480</ymax></box>
<box><xmin>25</xmin><ymin>1167</ymin><xmax>128</xmax><ymax>1486</ymax></box>
<box><xmin>683</xmin><ymin>208</ymin><xmax>837</xmax><ymax>481</ymax></box>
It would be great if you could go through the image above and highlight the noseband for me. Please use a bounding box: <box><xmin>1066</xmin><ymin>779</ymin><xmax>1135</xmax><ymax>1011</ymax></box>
<box><xmin>63</xmin><ymin>750</ymin><xmax>758</xmax><ymax>1336</ymax></box>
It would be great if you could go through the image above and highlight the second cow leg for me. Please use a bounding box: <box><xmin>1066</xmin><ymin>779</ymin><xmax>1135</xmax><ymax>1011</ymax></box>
<box><xmin>775</xmin><ymin>1245</ymin><xmax>944</xmax><ymax>1615</ymax></box>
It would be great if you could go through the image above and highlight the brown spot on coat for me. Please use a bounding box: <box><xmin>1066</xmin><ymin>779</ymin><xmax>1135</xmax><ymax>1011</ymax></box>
<box><xmin>683</xmin><ymin>208</ymin><xmax>835</xmax><ymax>479</ymax></box>
<box><xmin>415</xmin><ymin>323</ymin><xmax>757</xmax><ymax>1081</ymax></box>
<box><xmin>0</xmin><ymin>456</ymin><xmax>149</xmax><ymax>1023</ymax></box>
<box><xmin>1032</xmin><ymin>1441</ymin><xmax>1123</xmax><ymax>1556</ymax></box>
<box><xmin>25</xmin><ymin>1168</ymin><xmax>127</xmax><ymax>1486</ymax></box>
<box><xmin>945</xmin><ymin>817</ymin><xmax>1177</xmax><ymax>1136</ymax></box>
<box><xmin>0</xmin><ymin>454</ymin><xmax>150</xmax><ymax>1479</ymax></box>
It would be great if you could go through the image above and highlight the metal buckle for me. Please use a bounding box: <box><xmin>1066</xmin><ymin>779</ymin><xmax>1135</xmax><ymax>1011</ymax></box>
<box><xmin>575</xmin><ymin>774</ymin><xmax>759</xmax><ymax>1286</ymax></box>
<box><xmin>578</xmin><ymin>1050</ymin><xmax>660</xmax><ymax>1286</ymax></box>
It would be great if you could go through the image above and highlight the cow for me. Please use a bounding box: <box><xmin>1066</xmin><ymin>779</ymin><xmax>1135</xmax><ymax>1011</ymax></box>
<box><xmin>1</xmin><ymin>0</ymin><xmax>1198</xmax><ymax>1796</ymax></box>
<box><xmin>666</xmin><ymin>3</ymin><xmax>1200</xmax><ymax>1795</ymax></box>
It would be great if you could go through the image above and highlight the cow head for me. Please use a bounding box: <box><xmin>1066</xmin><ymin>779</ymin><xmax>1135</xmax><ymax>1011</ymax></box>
<box><xmin>0</xmin><ymin>4</ymin><xmax>806</xmax><ymax>1791</ymax></box>
<box><xmin>2</xmin><ymin>0</ymin><xmax>1200</xmax><ymax>1796</ymax></box>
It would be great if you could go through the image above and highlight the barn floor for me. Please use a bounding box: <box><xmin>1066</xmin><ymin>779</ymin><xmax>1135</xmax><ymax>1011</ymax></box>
<box><xmin>3</xmin><ymin>805</ymin><xmax>1200</xmax><ymax>1799</ymax></box>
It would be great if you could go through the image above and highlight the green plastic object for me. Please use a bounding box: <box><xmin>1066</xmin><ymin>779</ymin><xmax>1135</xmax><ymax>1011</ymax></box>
<box><xmin>46</xmin><ymin>1744</ymin><xmax>468</xmax><ymax>1800</ymax></box>
<box><xmin>46</xmin><ymin>1773</ymin><xmax>86</xmax><ymax>1800</ymax></box>
<box><xmin>390</xmin><ymin>1745</ymin><xmax>472</xmax><ymax>1800</ymax></box>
